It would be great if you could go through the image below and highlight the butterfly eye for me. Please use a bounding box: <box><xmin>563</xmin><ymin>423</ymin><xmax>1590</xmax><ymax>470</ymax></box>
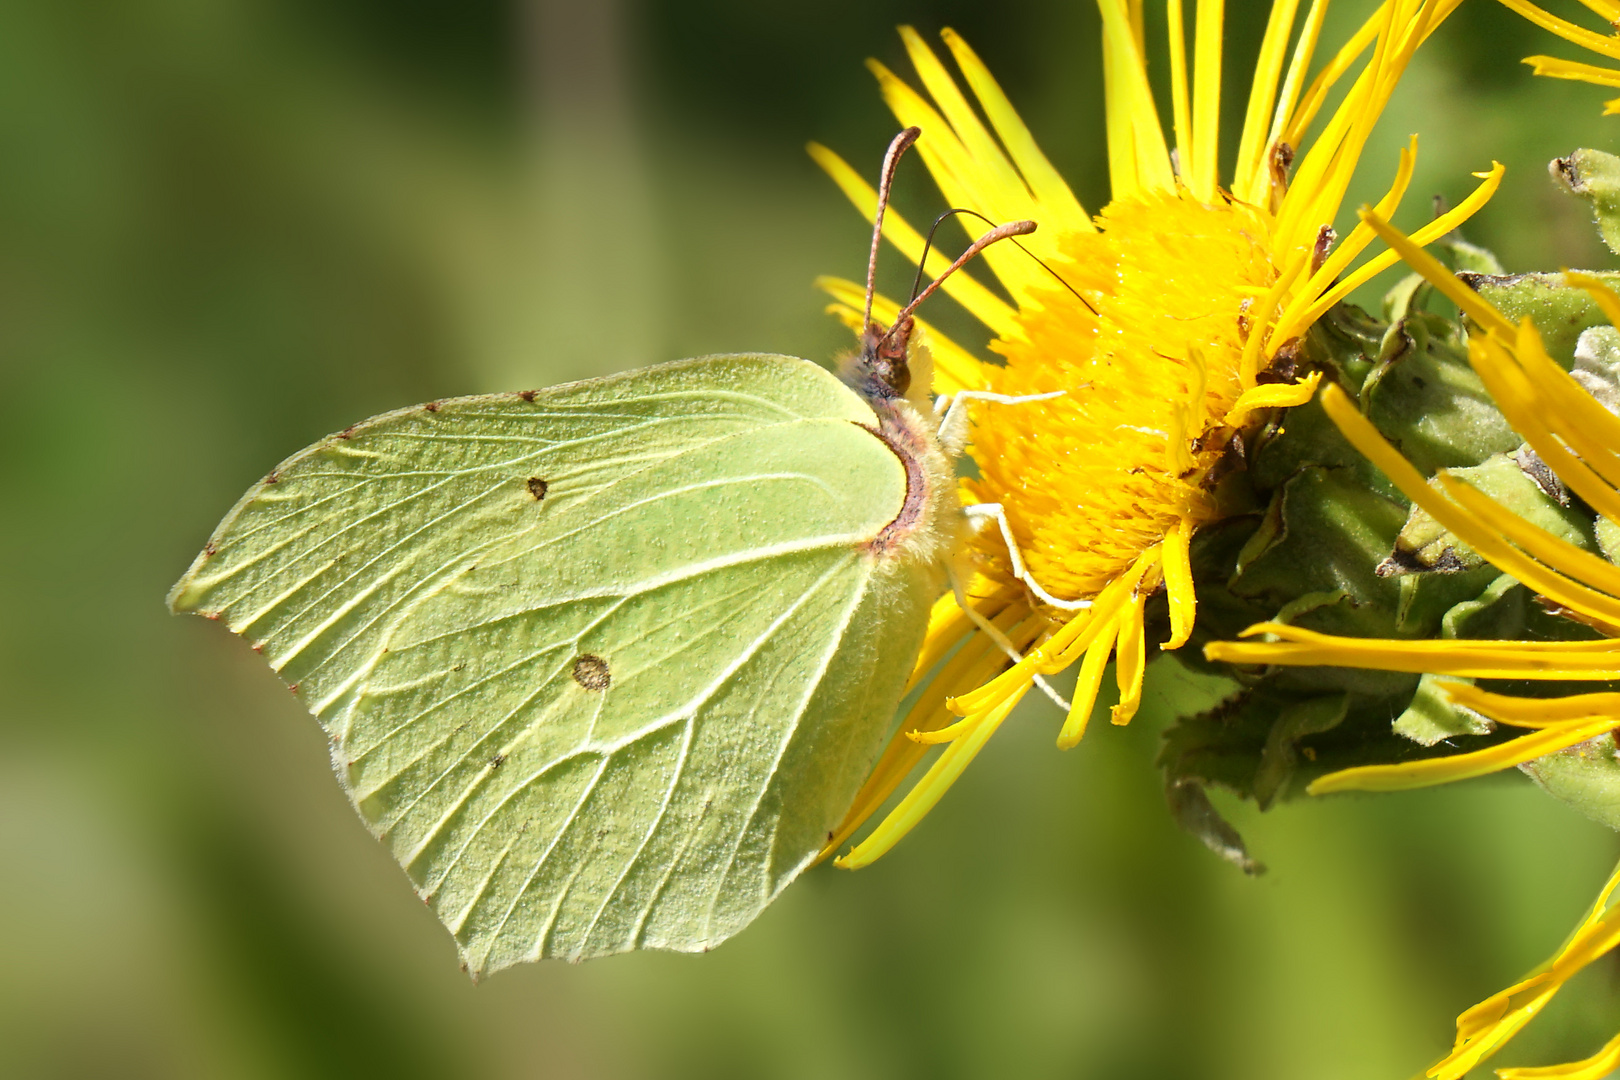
<box><xmin>571</xmin><ymin>654</ymin><xmax>611</xmax><ymax>691</ymax></box>
<box><xmin>526</xmin><ymin>477</ymin><xmax>549</xmax><ymax>501</ymax></box>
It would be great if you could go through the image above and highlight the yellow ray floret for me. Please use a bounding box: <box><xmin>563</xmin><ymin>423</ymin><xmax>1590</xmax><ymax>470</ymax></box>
<box><xmin>1497</xmin><ymin>1029</ymin><xmax>1620</xmax><ymax>1080</ymax></box>
<box><xmin>1211</xmin><ymin>623</ymin><xmax>1620</xmax><ymax>679</ymax></box>
<box><xmin>1501</xmin><ymin>0</ymin><xmax>1620</xmax><ymax>112</ymax></box>
<box><xmin>814</xmin><ymin>1</ymin><xmax>1473</xmax><ymax>866</ymax></box>
<box><xmin>1426</xmin><ymin>860</ymin><xmax>1620</xmax><ymax>1080</ymax></box>
<box><xmin>1306</xmin><ymin>679</ymin><xmax>1620</xmax><ymax>795</ymax></box>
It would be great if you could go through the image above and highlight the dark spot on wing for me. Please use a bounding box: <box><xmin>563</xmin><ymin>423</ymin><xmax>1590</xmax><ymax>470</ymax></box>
<box><xmin>517</xmin><ymin>389</ymin><xmax>537</xmax><ymax>402</ymax></box>
<box><xmin>424</xmin><ymin>401</ymin><xmax>441</xmax><ymax>412</ymax></box>
<box><xmin>264</xmin><ymin>471</ymin><xmax>279</xmax><ymax>484</ymax></box>
<box><xmin>572</xmin><ymin>654</ymin><xmax>611</xmax><ymax>691</ymax></box>
<box><xmin>489</xmin><ymin>753</ymin><xmax>505</xmax><ymax>770</ymax></box>
<box><xmin>204</xmin><ymin>542</ymin><xmax>216</xmax><ymax>557</ymax></box>
<box><xmin>527</xmin><ymin>477</ymin><xmax>549</xmax><ymax>501</ymax></box>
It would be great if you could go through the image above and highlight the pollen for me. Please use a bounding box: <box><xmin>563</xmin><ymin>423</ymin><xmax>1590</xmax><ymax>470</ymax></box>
<box><xmin>968</xmin><ymin>190</ymin><xmax>1276</xmax><ymax>603</ymax></box>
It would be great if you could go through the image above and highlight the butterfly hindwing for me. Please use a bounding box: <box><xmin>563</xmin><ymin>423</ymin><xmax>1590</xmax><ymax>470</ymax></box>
<box><xmin>170</xmin><ymin>354</ymin><xmax>936</xmax><ymax>970</ymax></box>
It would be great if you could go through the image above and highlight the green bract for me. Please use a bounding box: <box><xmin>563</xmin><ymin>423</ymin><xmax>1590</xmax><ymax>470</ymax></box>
<box><xmin>170</xmin><ymin>354</ymin><xmax>938</xmax><ymax>974</ymax></box>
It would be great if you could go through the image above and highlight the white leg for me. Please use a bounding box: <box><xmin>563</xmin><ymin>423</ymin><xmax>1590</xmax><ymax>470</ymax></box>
<box><xmin>962</xmin><ymin>502</ymin><xmax>1093</xmax><ymax>612</ymax></box>
<box><xmin>935</xmin><ymin>388</ymin><xmax>1068</xmax><ymax>455</ymax></box>
<box><xmin>947</xmin><ymin>558</ymin><xmax>1073</xmax><ymax>713</ymax></box>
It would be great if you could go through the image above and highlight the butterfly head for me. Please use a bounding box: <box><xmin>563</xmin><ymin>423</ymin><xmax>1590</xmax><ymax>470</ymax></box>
<box><xmin>842</xmin><ymin>127</ymin><xmax>1033</xmax><ymax>412</ymax></box>
<box><xmin>846</xmin><ymin>312</ymin><xmax>916</xmax><ymax>399</ymax></box>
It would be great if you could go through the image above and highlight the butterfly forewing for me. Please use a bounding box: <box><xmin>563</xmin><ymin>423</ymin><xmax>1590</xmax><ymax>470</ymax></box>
<box><xmin>170</xmin><ymin>354</ymin><xmax>935</xmax><ymax>971</ymax></box>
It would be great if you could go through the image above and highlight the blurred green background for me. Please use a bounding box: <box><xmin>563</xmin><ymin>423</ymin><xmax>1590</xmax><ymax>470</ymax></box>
<box><xmin>3</xmin><ymin>0</ymin><xmax>1619</xmax><ymax>1076</ymax></box>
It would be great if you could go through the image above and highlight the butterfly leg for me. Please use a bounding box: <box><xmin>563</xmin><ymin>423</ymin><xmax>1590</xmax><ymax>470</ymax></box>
<box><xmin>933</xmin><ymin>389</ymin><xmax>1066</xmax><ymax>456</ymax></box>
<box><xmin>945</xmin><ymin>554</ymin><xmax>1074</xmax><ymax>713</ymax></box>
<box><xmin>960</xmin><ymin>501</ymin><xmax>1092</xmax><ymax>613</ymax></box>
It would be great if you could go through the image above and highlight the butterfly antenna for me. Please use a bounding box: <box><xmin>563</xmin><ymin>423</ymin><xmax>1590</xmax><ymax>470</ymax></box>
<box><xmin>881</xmin><ymin>219</ymin><xmax>1037</xmax><ymax>345</ymax></box>
<box><xmin>864</xmin><ymin>126</ymin><xmax>922</xmax><ymax>336</ymax></box>
<box><xmin>911</xmin><ymin>208</ymin><xmax>1097</xmax><ymax>316</ymax></box>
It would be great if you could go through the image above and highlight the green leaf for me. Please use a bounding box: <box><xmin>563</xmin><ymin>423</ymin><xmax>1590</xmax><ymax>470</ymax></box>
<box><xmin>1164</xmin><ymin>777</ymin><xmax>1264</xmax><ymax>875</ymax></box>
<box><xmin>171</xmin><ymin>354</ymin><xmax>939</xmax><ymax>974</ymax></box>
<box><xmin>1253</xmin><ymin>693</ymin><xmax>1350</xmax><ymax>808</ymax></box>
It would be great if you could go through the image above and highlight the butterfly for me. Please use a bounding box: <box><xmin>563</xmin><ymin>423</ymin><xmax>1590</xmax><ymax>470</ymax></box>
<box><xmin>169</xmin><ymin>127</ymin><xmax>1043</xmax><ymax>975</ymax></box>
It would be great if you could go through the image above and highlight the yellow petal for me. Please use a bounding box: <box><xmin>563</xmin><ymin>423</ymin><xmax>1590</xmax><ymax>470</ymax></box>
<box><xmin>1280</xmin><ymin>0</ymin><xmax>1384</xmax><ymax>152</ymax></box>
<box><xmin>1525</xmin><ymin>54</ymin><xmax>1620</xmax><ymax>89</ymax></box>
<box><xmin>1188</xmin><ymin>0</ymin><xmax>1227</xmax><ymax>202</ymax></box>
<box><xmin>1207</xmin><ymin>619</ymin><xmax>1620</xmax><ymax>679</ymax></box>
<box><xmin>1057</xmin><ymin>617</ymin><xmax>1120</xmax><ymax>749</ymax></box>
<box><xmin>1273</xmin><ymin>165</ymin><xmax>1506</xmax><ymax>350</ymax></box>
<box><xmin>1307</xmin><ymin>716</ymin><xmax>1620</xmax><ymax>794</ymax></box>
<box><xmin>837</xmin><ymin>683</ymin><xmax>1031</xmax><ymax>869</ymax></box>
<box><xmin>1109</xmin><ymin>588</ymin><xmax>1150</xmax><ymax>724</ymax></box>
<box><xmin>1495</xmin><ymin>0</ymin><xmax>1620</xmax><ymax>60</ymax></box>
<box><xmin>1223</xmin><ymin>370</ymin><xmax>1322</xmax><ymax>428</ymax></box>
<box><xmin>820</xmin><ymin>601</ymin><xmax>1035</xmax><ymax>862</ymax></box>
<box><xmin>1272</xmin><ymin>134</ymin><xmax>1417</xmax><ymax>346</ymax></box>
<box><xmin>1429</xmin><ymin>861</ymin><xmax>1620</xmax><ymax>1079</ymax></box>
<box><xmin>1096</xmin><ymin>0</ymin><xmax>1175</xmax><ymax>196</ymax></box>
<box><xmin>1167</xmin><ymin>0</ymin><xmax>1193</xmax><ymax>183</ymax></box>
<box><xmin>1162</xmin><ymin>518</ymin><xmax>1197</xmax><ymax>650</ymax></box>
<box><xmin>899</xmin><ymin>25</ymin><xmax>1029</xmax><ymax>214</ymax></box>
<box><xmin>939</xmin><ymin>28</ymin><xmax>1091</xmax><ymax>232</ymax></box>
<box><xmin>1466</xmin><ymin>328</ymin><xmax>1620</xmax><ymax>519</ymax></box>
<box><xmin>1356</xmin><ymin>183</ymin><xmax>1513</xmax><ymax>337</ymax></box>
<box><xmin>1496</xmin><ymin>1030</ymin><xmax>1620</xmax><ymax>1080</ymax></box>
<box><xmin>1232</xmin><ymin>0</ymin><xmax>1303</xmax><ymax>203</ymax></box>
<box><xmin>1256</xmin><ymin>0</ymin><xmax>1332</xmax><ymax>203</ymax></box>
<box><xmin>1439</xmin><ymin>682</ymin><xmax>1620</xmax><ymax>726</ymax></box>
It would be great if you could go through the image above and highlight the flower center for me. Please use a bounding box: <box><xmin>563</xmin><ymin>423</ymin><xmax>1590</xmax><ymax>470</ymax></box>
<box><xmin>965</xmin><ymin>187</ymin><xmax>1278</xmax><ymax>603</ymax></box>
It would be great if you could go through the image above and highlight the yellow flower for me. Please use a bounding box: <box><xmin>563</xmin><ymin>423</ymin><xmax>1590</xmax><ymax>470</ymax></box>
<box><xmin>1206</xmin><ymin>213</ymin><xmax>1620</xmax><ymax>1078</ymax></box>
<box><xmin>811</xmin><ymin>0</ymin><xmax>1495</xmax><ymax>869</ymax></box>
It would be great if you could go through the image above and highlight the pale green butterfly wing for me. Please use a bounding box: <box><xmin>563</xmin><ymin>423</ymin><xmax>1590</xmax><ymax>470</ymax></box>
<box><xmin>170</xmin><ymin>354</ymin><xmax>938</xmax><ymax>973</ymax></box>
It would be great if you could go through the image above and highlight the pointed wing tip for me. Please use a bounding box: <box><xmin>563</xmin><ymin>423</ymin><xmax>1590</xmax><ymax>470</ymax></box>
<box><xmin>166</xmin><ymin>564</ymin><xmax>208</xmax><ymax>615</ymax></box>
